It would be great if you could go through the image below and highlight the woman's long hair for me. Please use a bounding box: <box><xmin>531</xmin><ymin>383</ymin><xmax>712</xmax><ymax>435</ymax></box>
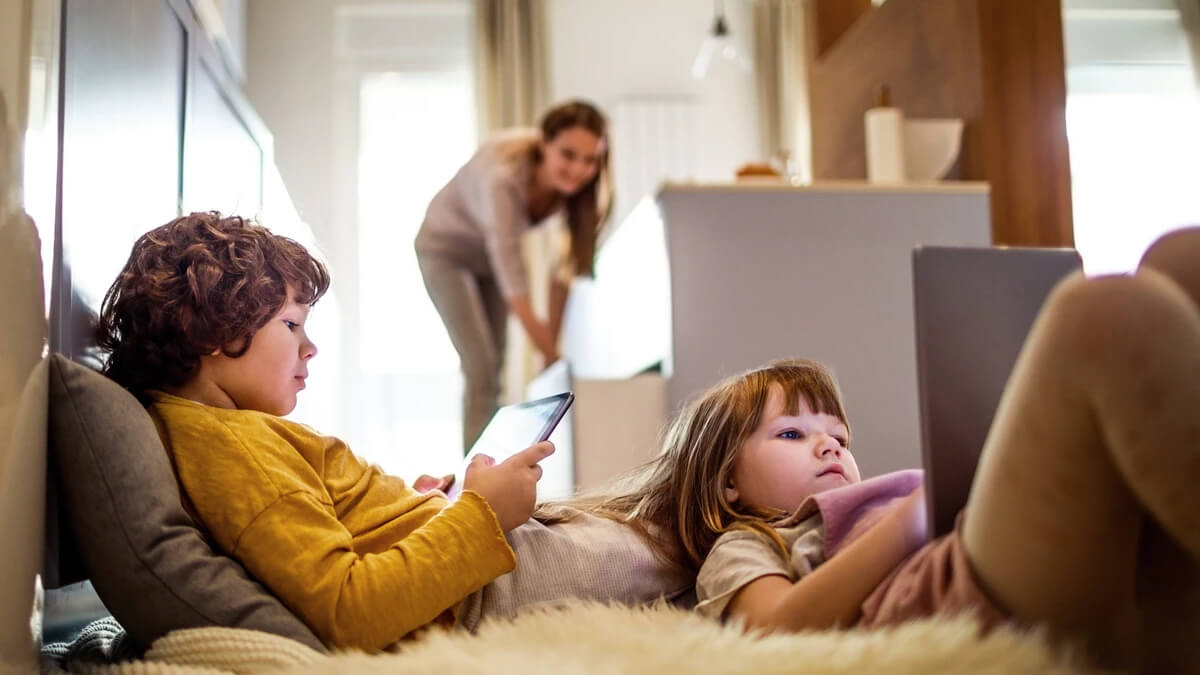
<box><xmin>541</xmin><ymin>359</ymin><xmax>851</xmax><ymax>574</ymax></box>
<box><xmin>537</xmin><ymin>100</ymin><xmax>612</xmax><ymax>278</ymax></box>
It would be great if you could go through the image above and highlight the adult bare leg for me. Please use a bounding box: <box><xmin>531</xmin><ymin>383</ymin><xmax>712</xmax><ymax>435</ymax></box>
<box><xmin>961</xmin><ymin>264</ymin><xmax>1200</xmax><ymax>671</ymax></box>
<box><xmin>1140</xmin><ymin>226</ymin><xmax>1200</xmax><ymax>307</ymax></box>
<box><xmin>1134</xmin><ymin>226</ymin><xmax>1200</xmax><ymax>674</ymax></box>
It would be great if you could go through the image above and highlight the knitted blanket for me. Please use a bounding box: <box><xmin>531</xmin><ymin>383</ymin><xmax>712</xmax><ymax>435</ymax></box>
<box><xmin>42</xmin><ymin>617</ymin><xmax>139</xmax><ymax>668</ymax></box>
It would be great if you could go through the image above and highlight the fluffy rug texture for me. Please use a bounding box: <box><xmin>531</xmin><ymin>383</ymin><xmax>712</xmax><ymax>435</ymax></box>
<box><xmin>44</xmin><ymin>602</ymin><xmax>1110</xmax><ymax>675</ymax></box>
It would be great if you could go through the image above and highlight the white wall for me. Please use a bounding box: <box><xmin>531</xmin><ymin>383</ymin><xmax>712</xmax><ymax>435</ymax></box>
<box><xmin>245</xmin><ymin>1</ymin><xmax>353</xmax><ymax>439</ymax></box>
<box><xmin>245</xmin><ymin>1</ymin><xmax>339</xmax><ymax>248</ymax></box>
<box><xmin>544</xmin><ymin>0</ymin><xmax>763</xmax><ymax>188</ymax></box>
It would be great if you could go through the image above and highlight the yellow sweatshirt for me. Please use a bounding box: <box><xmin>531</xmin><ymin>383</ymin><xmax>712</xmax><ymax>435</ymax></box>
<box><xmin>147</xmin><ymin>392</ymin><xmax>516</xmax><ymax>651</ymax></box>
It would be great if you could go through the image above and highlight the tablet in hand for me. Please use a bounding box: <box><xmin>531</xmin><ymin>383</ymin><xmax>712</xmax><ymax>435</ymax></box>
<box><xmin>445</xmin><ymin>392</ymin><xmax>574</xmax><ymax>500</ymax></box>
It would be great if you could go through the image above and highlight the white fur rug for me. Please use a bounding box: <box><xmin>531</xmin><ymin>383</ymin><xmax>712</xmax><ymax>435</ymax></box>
<box><xmin>285</xmin><ymin>603</ymin><xmax>1102</xmax><ymax>675</ymax></box>
<box><xmin>50</xmin><ymin>603</ymin><xmax>1106</xmax><ymax>674</ymax></box>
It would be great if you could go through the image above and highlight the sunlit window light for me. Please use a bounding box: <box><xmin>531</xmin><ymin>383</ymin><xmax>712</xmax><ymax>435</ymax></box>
<box><xmin>1067</xmin><ymin>85</ymin><xmax>1200</xmax><ymax>275</ymax></box>
<box><xmin>353</xmin><ymin>69</ymin><xmax>476</xmax><ymax>478</ymax></box>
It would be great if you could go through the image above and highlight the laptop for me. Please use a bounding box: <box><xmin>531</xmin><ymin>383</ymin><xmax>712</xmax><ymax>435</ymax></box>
<box><xmin>913</xmin><ymin>246</ymin><xmax>1082</xmax><ymax>537</ymax></box>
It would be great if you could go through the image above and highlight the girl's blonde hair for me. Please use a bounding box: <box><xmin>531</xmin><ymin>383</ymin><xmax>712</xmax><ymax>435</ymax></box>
<box><xmin>544</xmin><ymin>358</ymin><xmax>849</xmax><ymax>573</ymax></box>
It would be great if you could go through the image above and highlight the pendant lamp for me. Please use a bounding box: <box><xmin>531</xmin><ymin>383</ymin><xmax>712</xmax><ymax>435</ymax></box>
<box><xmin>691</xmin><ymin>0</ymin><xmax>752</xmax><ymax>79</ymax></box>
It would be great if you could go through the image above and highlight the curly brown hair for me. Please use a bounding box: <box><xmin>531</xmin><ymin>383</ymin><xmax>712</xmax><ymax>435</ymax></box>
<box><xmin>95</xmin><ymin>212</ymin><xmax>330</xmax><ymax>402</ymax></box>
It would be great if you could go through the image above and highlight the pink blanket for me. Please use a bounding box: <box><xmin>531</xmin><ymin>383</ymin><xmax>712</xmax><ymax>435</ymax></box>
<box><xmin>781</xmin><ymin>470</ymin><xmax>925</xmax><ymax>558</ymax></box>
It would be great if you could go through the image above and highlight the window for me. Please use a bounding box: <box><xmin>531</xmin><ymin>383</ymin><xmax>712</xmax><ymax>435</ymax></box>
<box><xmin>1064</xmin><ymin>2</ymin><xmax>1200</xmax><ymax>274</ymax></box>
<box><xmin>357</xmin><ymin>71</ymin><xmax>474</xmax><ymax>374</ymax></box>
<box><xmin>336</xmin><ymin>1</ymin><xmax>476</xmax><ymax>479</ymax></box>
<box><xmin>1067</xmin><ymin>90</ymin><xmax>1200</xmax><ymax>274</ymax></box>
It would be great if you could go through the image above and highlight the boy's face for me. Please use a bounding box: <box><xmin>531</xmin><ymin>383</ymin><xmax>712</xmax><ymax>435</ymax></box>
<box><xmin>726</xmin><ymin>385</ymin><xmax>860</xmax><ymax>513</ymax></box>
<box><xmin>202</xmin><ymin>291</ymin><xmax>316</xmax><ymax>416</ymax></box>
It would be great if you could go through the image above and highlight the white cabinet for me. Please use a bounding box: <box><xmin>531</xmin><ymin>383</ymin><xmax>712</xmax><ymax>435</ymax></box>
<box><xmin>565</xmin><ymin>182</ymin><xmax>991</xmax><ymax>480</ymax></box>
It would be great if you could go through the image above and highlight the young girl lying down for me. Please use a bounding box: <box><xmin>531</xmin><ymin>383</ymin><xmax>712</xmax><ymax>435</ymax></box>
<box><xmin>584</xmin><ymin>228</ymin><xmax>1200</xmax><ymax>674</ymax></box>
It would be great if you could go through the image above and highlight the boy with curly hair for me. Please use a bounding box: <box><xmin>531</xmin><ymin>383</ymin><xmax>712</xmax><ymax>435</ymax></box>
<box><xmin>95</xmin><ymin>212</ymin><xmax>552</xmax><ymax>649</ymax></box>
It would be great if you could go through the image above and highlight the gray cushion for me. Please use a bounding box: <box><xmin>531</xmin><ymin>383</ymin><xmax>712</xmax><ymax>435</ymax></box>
<box><xmin>45</xmin><ymin>353</ymin><xmax>326</xmax><ymax>652</ymax></box>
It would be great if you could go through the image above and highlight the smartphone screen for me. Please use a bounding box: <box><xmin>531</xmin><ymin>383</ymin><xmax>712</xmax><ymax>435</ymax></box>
<box><xmin>444</xmin><ymin>392</ymin><xmax>574</xmax><ymax>500</ymax></box>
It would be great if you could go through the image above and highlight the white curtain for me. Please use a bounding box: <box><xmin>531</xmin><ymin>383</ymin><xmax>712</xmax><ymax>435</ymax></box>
<box><xmin>474</xmin><ymin>0</ymin><xmax>547</xmax><ymax>132</ymax></box>
<box><xmin>474</xmin><ymin>0</ymin><xmax>555</xmax><ymax>402</ymax></box>
<box><xmin>753</xmin><ymin>0</ymin><xmax>813</xmax><ymax>182</ymax></box>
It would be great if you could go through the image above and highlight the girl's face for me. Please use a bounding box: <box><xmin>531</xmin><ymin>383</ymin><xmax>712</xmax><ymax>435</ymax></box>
<box><xmin>201</xmin><ymin>290</ymin><xmax>317</xmax><ymax>416</ymax></box>
<box><xmin>726</xmin><ymin>384</ymin><xmax>860</xmax><ymax>513</ymax></box>
<box><xmin>539</xmin><ymin>126</ymin><xmax>604</xmax><ymax>195</ymax></box>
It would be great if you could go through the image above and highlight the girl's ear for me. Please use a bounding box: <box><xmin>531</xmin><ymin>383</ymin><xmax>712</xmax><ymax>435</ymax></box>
<box><xmin>724</xmin><ymin>478</ymin><xmax>740</xmax><ymax>504</ymax></box>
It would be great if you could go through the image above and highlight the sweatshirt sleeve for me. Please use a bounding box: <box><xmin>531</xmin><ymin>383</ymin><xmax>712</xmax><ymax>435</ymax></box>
<box><xmin>232</xmin><ymin>489</ymin><xmax>516</xmax><ymax>651</ymax></box>
<box><xmin>472</xmin><ymin>173</ymin><xmax>530</xmax><ymax>299</ymax></box>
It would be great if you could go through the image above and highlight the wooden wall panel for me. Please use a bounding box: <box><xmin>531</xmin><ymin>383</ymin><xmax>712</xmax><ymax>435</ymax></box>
<box><xmin>807</xmin><ymin>0</ymin><xmax>1073</xmax><ymax>247</ymax></box>
<box><xmin>808</xmin><ymin>0</ymin><xmax>985</xmax><ymax>182</ymax></box>
<box><xmin>810</xmin><ymin>0</ymin><xmax>873</xmax><ymax>57</ymax></box>
<box><xmin>977</xmin><ymin>0</ymin><xmax>1073</xmax><ymax>246</ymax></box>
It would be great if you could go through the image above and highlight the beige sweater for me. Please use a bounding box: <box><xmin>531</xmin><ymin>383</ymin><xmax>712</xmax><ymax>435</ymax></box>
<box><xmin>414</xmin><ymin>128</ymin><xmax>549</xmax><ymax>299</ymax></box>
<box><xmin>456</xmin><ymin>505</ymin><xmax>694</xmax><ymax>630</ymax></box>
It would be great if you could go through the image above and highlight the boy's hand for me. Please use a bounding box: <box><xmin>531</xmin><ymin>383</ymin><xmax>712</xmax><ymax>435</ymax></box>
<box><xmin>462</xmin><ymin>442</ymin><xmax>554</xmax><ymax>532</ymax></box>
<box><xmin>413</xmin><ymin>473</ymin><xmax>454</xmax><ymax>494</ymax></box>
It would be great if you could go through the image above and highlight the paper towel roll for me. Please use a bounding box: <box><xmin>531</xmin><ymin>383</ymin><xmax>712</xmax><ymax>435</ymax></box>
<box><xmin>865</xmin><ymin>106</ymin><xmax>906</xmax><ymax>183</ymax></box>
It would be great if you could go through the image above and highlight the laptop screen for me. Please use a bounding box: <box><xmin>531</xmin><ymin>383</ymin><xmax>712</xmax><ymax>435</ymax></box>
<box><xmin>912</xmin><ymin>246</ymin><xmax>1081</xmax><ymax>536</ymax></box>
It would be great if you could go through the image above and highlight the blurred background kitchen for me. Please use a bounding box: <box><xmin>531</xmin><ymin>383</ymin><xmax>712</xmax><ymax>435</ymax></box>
<box><xmin>4</xmin><ymin>0</ymin><xmax>1199</xmax><ymax>491</ymax></box>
